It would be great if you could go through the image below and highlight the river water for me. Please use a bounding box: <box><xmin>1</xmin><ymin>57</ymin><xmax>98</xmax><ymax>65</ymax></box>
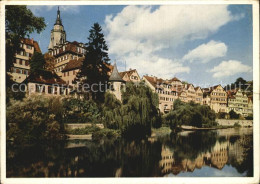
<box><xmin>7</xmin><ymin>127</ymin><xmax>253</xmax><ymax>177</ymax></box>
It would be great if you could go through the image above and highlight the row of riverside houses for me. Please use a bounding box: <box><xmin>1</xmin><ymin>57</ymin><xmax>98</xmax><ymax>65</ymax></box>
<box><xmin>9</xmin><ymin>7</ymin><xmax>253</xmax><ymax>117</ymax></box>
<box><xmin>142</xmin><ymin>75</ymin><xmax>253</xmax><ymax>116</ymax></box>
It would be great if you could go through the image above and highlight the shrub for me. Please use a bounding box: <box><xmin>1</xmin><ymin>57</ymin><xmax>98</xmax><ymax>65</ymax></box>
<box><xmin>6</xmin><ymin>95</ymin><xmax>66</xmax><ymax>145</ymax></box>
<box><xmin>92</xmin><ymin>128</ymin><xmax>120</xmax><ymax>140</ymax></box>
<box><xmin>163</xmin><ymin>99</ymin><xmax>217</xmax><ymax>130</ymax></box>
<box><xmin>229</xmin><ymin>110</ymin><xmax>240</xmax><ymax>119</ymax></box>
<box><xmin>62</xmin><ymin>97</ymin><xmax>101</xmax><ymax>124</ymax></box>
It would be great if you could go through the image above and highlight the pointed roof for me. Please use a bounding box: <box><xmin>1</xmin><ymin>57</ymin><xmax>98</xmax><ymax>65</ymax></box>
<box><xmin>109</xmin><ymin>63</ymin><xmax>125</xmax><ymax>82</ymax></box>
<box><xmin>55</xmin><ymin>6</ymin><xmax>62</xmax><ymax>25</ymax></box>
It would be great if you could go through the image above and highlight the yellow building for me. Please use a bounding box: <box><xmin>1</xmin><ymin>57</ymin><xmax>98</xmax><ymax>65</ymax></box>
<box><xmin>143</xmin><ymin>75</ymin><xmax>179</xmax><ymax>113</ymax></box>
<box><xmin>10</xmin><ymin>38</ymin><xmax>41</xmax><ymax>83</ymax></box>
<box><xmin>183</xmin><ymin>84</ymin><xmax>196</xmax><ymax>102</ymax></box>
<box><xmin>61</xmin><ymin>57</ymin><xmax>84</xmax><ymax>85</ymax></box>
<box><xmin>195</xmin><ymin>87</ymin><xmax>203</xmax><ymax>105</ymax></box>
<box><xmin>203</xmin><ymin>85</ymin><xmax>227</xmax><ymax>113</ymax></box>
<box><xmin>227</xmin><ymin>88</ymin><xmax>251</xmax><ymax>117</ymax></box>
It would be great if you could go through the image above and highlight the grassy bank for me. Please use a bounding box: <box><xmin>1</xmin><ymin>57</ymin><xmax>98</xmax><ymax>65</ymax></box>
<box><xmin>152</xmin><ymin>127</ymin><xmax>172</xmax><ymax>136</ymax></box>
<box><xmin>67</xmin><ymin>126</ymin><xmax>120</xmax><ymax>140</ymax></box>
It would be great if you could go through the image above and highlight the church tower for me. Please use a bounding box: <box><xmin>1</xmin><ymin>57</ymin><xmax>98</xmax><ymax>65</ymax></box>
<box><xmin>48</xmin><ymin>7</ymin><xmax>66</xmax><ymax>50</ymax></box>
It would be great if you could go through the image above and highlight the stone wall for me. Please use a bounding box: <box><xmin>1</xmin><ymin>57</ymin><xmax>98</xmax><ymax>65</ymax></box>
<box><xmin>216</xmin><ymin>119</ymin><xmax>253</xmax><ymax>127</ymax></box>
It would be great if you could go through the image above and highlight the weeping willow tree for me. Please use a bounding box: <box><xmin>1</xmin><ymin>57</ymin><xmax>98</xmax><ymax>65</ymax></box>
<box><xmin>102</xmin><ymin>82</ymin><xmax>161</xmax><ymax>139</ymax></box>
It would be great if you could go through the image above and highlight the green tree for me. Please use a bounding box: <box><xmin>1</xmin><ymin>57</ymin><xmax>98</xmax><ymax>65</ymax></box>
<box><xmin>229</xmin><ymin>110</ymin><xmax>240</xmax><ymax>119</ymax></box>
<box><xmin>29</xmin><ymin>52</ymin><xmax>45</xmax><ymax>73</ymax></box>
<box><xmin>102</xmin><ymin>82</ymin><xmax>161</xmax><ymax>139</ymax></box>
<box><xmin>5</xmin><ymin>5</ymin><xmax>46</xmax><ymax>84</ymax></box>
<box><xmin>6</xmin><ymin>95</ymin><xmax>66</xmax><ymax>145</ymax></box>
<box><xmin>164</xmin><ymin>99</ymin><xmax>217</xmax><ymax>129</ymax></box>
<box><xmin>74</xmin><ymin>23</ymin><xmax>110</xmax><ymax>102</ymax></box>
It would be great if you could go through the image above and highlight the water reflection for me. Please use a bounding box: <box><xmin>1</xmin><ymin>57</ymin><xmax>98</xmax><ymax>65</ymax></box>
<box><xmin>7</xmin><ymin>128</ymin><xmax>253</xmax><ymax>177</ymax></box>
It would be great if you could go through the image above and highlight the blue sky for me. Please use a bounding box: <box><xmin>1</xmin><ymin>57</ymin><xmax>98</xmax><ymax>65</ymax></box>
<box><xmin>28</xmin><ymin>5</ymin><xmax>253</xmax><ymax>87</ymax></box>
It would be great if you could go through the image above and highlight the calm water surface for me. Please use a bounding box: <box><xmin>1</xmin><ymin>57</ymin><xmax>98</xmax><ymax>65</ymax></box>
<box><xmin>7</xmin><ymin>127</ymin><xmax>253</xmax><ymax>177</ymax></box>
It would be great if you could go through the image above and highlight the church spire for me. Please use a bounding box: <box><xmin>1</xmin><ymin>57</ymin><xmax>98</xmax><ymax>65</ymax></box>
<box><xmin>55</xmin><ymin>6</ymin><xmax>62</xmax><ymax>25</ymax></box>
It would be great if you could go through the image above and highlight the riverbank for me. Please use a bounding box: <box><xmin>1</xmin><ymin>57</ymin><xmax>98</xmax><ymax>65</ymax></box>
<box><xmin>216</xmin><ymin>119</ymin><xmax>253</xmax><ymax>127</ymax></box>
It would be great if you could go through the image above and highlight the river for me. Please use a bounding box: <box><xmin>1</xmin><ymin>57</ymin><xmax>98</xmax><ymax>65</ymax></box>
<box><xmin>7</xmin><ymin>127</ymin><xmax>253</xmax><ymax>177</ymax></box>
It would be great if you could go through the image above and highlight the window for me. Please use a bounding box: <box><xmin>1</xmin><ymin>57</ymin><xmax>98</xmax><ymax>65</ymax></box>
<box><xmin>67</xmin><ymin>71</ymin><xmax>69</xmax><ymax>76</ymax></box>
<box><xmin>64</xmin><ymin>73</ymin><xmax>66</xmax><ymax>77</ymax></box>
<box><xmin>25</xmin><ymin>61</ymin><xmax>29</xmax><ymax>66</ymax></box>
<box><xmin>20</xmin><ymin>69</ymin><xmax>23</xmax><ymax>74</ymax></box>
<box><xmin>26</xmin><ymin>52</ymin><xmax>30</xmax><ymax>57</ymax></box>
<box><xmin>20</xmin><ymin>51</ymin><xmax>24</xmax><ymax>56</ymax></box>
<box><xmin>110</xmin><ymin>84</ymin><xmax>114</xmax><ymax>91</ymax></box>
<box><xmin>19</xmin><ymin>43</ymin><xmax>23</xmax><ymax>48</ymax></box>
<box><xmin>36</xmin><ymin>84</ymin><xmax>45</xmax><ymax>93</ymax></box>
<box><xmin>54</xmin><ymin>87</ymin><xmax>58</xmax><ymax>94</ymax></box>
<box><xmin>65</xmin><ymin>55</ymin><xmax>68</xmax><ymax>59</ymax></box>
<box><xmin>60</xmin><ymin>87</ymin><xmax>65</xmax><ymax>95</ymax></box>
<box><xmin>16</xmin><ymin>59</ymin><xmax>20</xmax><ymax>63</ymax></box>
<box><xmin>63</xmin><ymin>46</ymin><xmax>65</xmax><ymax>51</ymax></box>
<box><xmin>48</xmin><ymin>86</ymin><xmax>53</xmax><ymax>94</ymax></box>
<box><xmin>73</xmin><ymin>70</ymin><xmax>76</xmax><ymax>75</ymax></box>
<box><xmin>26</xmin><ymin>45</ymin><xmax>32</xmax><ymax>49</ymax></box>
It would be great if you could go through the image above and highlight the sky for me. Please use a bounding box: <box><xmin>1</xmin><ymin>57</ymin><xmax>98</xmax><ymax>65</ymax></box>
<box><xmin>27</xmin><ymin>5</ymin><xmax>253</xmax><ymax>87</ymax></box>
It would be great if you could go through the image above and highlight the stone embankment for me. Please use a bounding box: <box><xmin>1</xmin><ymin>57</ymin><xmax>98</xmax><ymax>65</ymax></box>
<box><xmin>216</xmin><ymin>119</ymin><xmax>253</xmax><ymax>127</ymax></box>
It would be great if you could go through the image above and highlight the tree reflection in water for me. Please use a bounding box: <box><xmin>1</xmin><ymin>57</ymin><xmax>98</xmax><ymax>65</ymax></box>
<box><xmin>7</xmin><ymin>128</ymin><xmax>253</xmax><ymax>177</ymax></box>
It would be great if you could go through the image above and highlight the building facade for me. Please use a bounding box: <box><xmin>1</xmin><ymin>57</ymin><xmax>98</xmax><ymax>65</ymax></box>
<box><xmin>119</xmin><ymin>69</ymin><xmax>141</xmax><ymax>83</ymax></box>
<box><xmin>10</xmin><ymin>38</ymin><xmax>41</xmax><ymax>83</ymax></box>
<box><xmin>227</xmin><ymin>88</ymin><xmax>250</xmax><ymax>117</ymax></box>
<box><xmin>203</xmin><ymin>85</ymin><xmax>227</xmax><ymax>113</ymax></box>
<box><xmin>24</xmin><ymin>70</ymin><xmax>70</xmax><ymax>96</ymax></box>
<box><xmin>195</xmin><ymin>87</ymin><xmax>203</xmax><ymax>105</ymax></box>
<box><xmin>143</xmin><ymin>75</ymin><xmax>179</xmax><ymax>113</ymax></box>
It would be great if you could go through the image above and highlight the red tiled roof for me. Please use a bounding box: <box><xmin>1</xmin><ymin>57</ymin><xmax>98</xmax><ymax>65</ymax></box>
<box><xmin>62</xmin><ymin>57</ymin><xmax>84</xmax><ymax>72</ymax></box>
<box><xmin>21</xmin><ymin>38</ymin><xmax>41</xmax><ymax>53</ymax></box>
<box><xmin>143</xmin><ymin>75</ymin><xmax>157</xmax><ymax>87</ymax></box>
<box><xmin>33</xmin><ymin>41</ymin><xmax>41</xmax><ymax>53</ymax></box>
<box><xmin>51</xmin><ymin>41</ymin><xmax>85</xmax><ymax>57</ymax></box>
<box><xmin>194</xmin><ymin>86</ymin><xmax>201</xmax><ymax>91</ymax></box>
<box><xmin>171</xmin><ymin>77</ymin><xmax>181</xmax><ymax>82</ymax></box>
<box><xmin>119</xmin><ymin>69</ymin><xmax>137</xmax><ymax>78</ymax></box>
<box><xmin>24</xmin><ymin>70</ymin><xmax>67</xmax><ymax>86</ymax></box>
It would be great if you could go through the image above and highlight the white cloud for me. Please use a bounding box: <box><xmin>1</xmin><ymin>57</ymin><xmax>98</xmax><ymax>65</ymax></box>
<box><xmin>104</xmin><ymin>5</ymin><xmax>244</xmax><ymax>78</ymax></box>
<box><xmin>28</xmin><ymin>5</ymin><xmax>80</xmax><ymax>15</ymax></box>
<box><xmin>210</xmin><ymin>60</ymin><xmax>252</xmax><ymax>78</ymax></box>
<box><xmin>182</xmin><ymin>40</ymin><xmax>227</xmax><ymax>63</ymax></box>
